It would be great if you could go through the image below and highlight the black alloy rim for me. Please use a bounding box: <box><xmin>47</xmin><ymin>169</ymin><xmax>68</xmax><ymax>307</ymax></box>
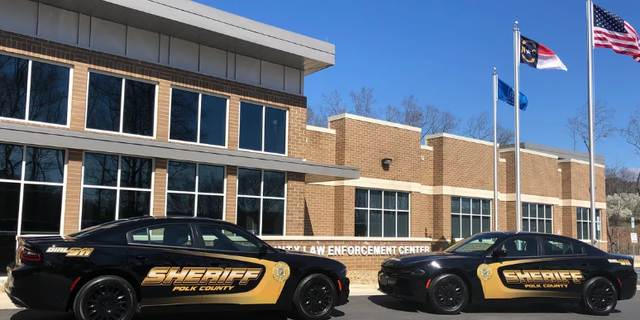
<box><xmin>85</xmin><ymin>283</ymin><xmax>129</xmax><ymax>320</ymax></box>
<box><xmin>435</xmin><ymin>279</ymin><xmax>464</xmax><ymax>310</ymax></box>
<box><xmin>588</xmin><ymin>282</ymin><xmax>615</xmax><ymax>312</ymax></box>
<box><xmin>301</xmin><ymin>279</ymin><xmax>333</xmax><ymax>316</ymax></box>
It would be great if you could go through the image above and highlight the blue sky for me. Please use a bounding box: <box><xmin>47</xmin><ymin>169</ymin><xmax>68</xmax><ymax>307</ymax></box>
<box><xmin>202</xmin><ymin>0</ymin><xmax>640</xmax><ymax>169</ymax></box>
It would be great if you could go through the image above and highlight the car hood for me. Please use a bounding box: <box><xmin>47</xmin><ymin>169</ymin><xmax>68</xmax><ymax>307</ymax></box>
<box><xmin>382</xmin><ymin>251</ymin><xmax>467</xmax><ymax>267</ymax></box>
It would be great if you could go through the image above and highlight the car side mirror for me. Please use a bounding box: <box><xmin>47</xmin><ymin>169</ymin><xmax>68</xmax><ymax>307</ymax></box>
<box><xmin>491</xmin><ymin>249</ymin><xmax>506</xmax><ymax>259</ymax></box>
<box><xmin>259</xmin><ymin>243</ymin><xmax>269</xmax><ymax>256</ymax></box>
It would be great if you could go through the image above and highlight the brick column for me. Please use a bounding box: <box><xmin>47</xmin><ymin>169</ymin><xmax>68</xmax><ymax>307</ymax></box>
<box><xmin>156</xmin><ymin>80</ymin><xmax>171</xmax><ymax>141</ymax></box>
<box><xmin>63</xmin><ymin>150</ymin><xmax>83</xmax><ymax>234</ymax></box>
<box><xmin>70</xmin><ymin>64</ymin><xmax>88</xmax><ymax>131</ymax></box>
<box><xmin>152</xmin><ymin>159</ymin><xmax>167</xmax><ymax>217</ymax></box>
<box><xmin>285</xmin><ymin>172</ymin><xmax>305</xmax><ymax>236</ymax></box>
<box><xmin>225</xmin><ymin>166</ymin><xmax>238</xmax><ymax>223</ymax></box>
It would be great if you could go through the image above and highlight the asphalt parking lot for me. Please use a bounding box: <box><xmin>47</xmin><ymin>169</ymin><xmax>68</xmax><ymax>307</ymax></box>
<box><xmin>1</xmin><ymin>293</ymin><xmax>639</xmax><ymax>320</ymax></box>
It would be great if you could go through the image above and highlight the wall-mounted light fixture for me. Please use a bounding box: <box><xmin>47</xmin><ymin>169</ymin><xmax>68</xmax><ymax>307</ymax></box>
<box><xmin>381</xmin><ymin>158</ymin><xmax>392</xmax><ymax>171</ymax></box>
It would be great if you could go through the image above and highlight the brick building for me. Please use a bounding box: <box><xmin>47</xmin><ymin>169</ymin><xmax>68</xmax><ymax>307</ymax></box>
<box><xmin>0</xmin><ymin>0</ymin><xmax>606</xmax><ymax>274</ymax></box>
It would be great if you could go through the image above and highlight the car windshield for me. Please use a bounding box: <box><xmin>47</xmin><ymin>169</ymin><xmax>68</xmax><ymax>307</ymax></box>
<box><xmin>444</xmin><ymin>234</ymin><xmax>505</xmax><ymax>255</ymax></box>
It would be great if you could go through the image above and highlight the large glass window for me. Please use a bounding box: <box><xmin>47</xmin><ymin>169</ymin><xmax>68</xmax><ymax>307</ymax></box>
<box><xmin>577</xmin><ymin>207</ymin><xmax>601</xmax><ymax>240</ymax></box>
<box><xmin>86</xmin><ymin>72</ymin><xmax>156</xmax><ymax>136</ymax></box>
<box><xmin>81</xmin><ymin>153</ymin><xmax>152</xmax><ymax>229</ymax></box>
<box><xmin>169</xmin><ymin>88</ymin><xmax>227</xmax><ymax>147</ymax></box>
<box><xmin>355</xmin><ymin>189</ymin><xmax>409</xmax><ymax>237</ymax></box>
<box><xmin>166</xmin><ymin>161</ymin><xmax>225</xmax><ymax>219</ymax></box>
<box><xmin>522</xmin><ymin>203</ymin><xmax>553</xmax><ymax>234</ymax></box>
<box><xmin>0</xmin><ymin>143</ymin><xmax>65</xmax><ymax>267</ymax></box>
<box><xmin>451</xmin><ymin>197</ymin><xmax>491</xmax><ymax>239</ymax></box>
<box><xmin>0</xmin><ymin>54</ymin><xmax>71</xmax><ymax>125</ymax></box>
<box><xmin>239</xmin><ymin>102</ymin><xmax>287</xmax><ymax>155</ymax></box>
<box><xmin>236</xmin><ymin>169</ymin><xmax>286</xmax><ymax>236</ymax></box>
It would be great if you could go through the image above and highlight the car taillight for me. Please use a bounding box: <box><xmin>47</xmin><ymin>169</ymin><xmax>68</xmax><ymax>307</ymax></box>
<box><xmin>19</xmin><ymin>247</ymin><xmax>41</xmax><ymax>262</ymax></box>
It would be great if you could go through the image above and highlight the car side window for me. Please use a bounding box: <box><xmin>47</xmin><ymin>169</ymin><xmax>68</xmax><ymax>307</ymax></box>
<box><xmin>198</xmin><ymin>224</ymin><xmax>259</xmax><ymax>253</ymax></box>
<box><xmin>499</xmin><ymin>236</ymin><xmax>538</xmax><ymax>257</ymax></box>
<box><xmin>542</xmin><ymin>237</ymin><xmax>583</xmax><ymax>256</ymax></box>
<box><xmin>129</xmin><ymin>224</ymin><xmax>193</xmax><ymax>248</ymax></box>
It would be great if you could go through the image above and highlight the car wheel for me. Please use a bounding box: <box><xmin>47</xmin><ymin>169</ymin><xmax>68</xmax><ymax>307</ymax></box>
<box><xmin>293</xmin><ymin>273</ymin><xmax>337</xmax><ymax>320</ymax></box>
<box><xmin>427</xmin><ymin>273</ymin><xmax>468</xmax><ymax>314</ymax></box>
<box><xmin>73</xmin><ymin>275</ymin><xmax>138</xmax><ymax>320</ymax></box>
<box><xmin>580</xmin><ymin>276</ymin><xmax>617</xmax><ymax>316</ymax></box>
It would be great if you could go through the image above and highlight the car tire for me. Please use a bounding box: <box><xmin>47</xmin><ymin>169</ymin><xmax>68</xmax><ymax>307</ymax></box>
<box><xmin>73</xmin><ymin>275</ymin><xmax>138</xmax><ymax>320</ymax></box>
<box><xmin>580</xmin><ymin>276</ymin><xmax>617</xmax><ymax>316</ymax></box>
<box><xmin>426</xmin><ymin>273</ymin><xmax>468</xmax><ymax>315</ymax></box>
<box><xmin>292</xmin><ymin>273</ymin><xmax>337</xmax><ymax>320</ymax></box>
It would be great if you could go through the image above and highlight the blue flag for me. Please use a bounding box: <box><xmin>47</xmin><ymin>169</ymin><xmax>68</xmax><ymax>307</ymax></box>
<box><xmin>498</xmin><ymin>78</ymin><xmax>528</xmax><ymax>111</ymax></box>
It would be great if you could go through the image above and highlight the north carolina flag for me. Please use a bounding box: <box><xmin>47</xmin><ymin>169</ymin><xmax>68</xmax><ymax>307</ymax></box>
<box><xmin>520</xmin><ymin>35</ymin><xmax>568</xmax><ymax>71</ymax></box>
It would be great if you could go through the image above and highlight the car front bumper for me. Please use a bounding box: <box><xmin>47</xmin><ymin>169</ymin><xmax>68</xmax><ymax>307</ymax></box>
<box><xmin>337</xmin><ymin>277</ymin><xmax>350</xmax><ymax>306</ymax></box>
<box><xmin>377</xmin><ymin>269</ymin><xmax>427</xmax><ymax>303</ymax></box>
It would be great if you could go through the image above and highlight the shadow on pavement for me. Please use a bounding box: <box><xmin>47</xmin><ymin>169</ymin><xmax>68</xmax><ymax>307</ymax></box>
<box><xmin>367</xmin><ymin>295</ymin><xmax>621</xmax><ymax>315</ymax></box>
<box><xmin>8</xmin><ymin>308</ymin><xmax>347</xmax><ymax>320</ymax></box>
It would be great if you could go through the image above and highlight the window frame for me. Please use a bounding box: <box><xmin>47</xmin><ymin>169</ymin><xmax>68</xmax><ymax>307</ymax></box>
<box><xmin>0</xmin><ymin>144</ymin><xmax>68</xmax><ymax>237</ymax></box>
<box><xmin>126</xmin><ymin>223</ymin><xmax>198</xmax><ymax>250</ymax></box>
<box><xmin>0</xmin><ymin>51</ymin><xmax>73</xmax><ymax>127</ymax></box>
<box><xmin>84</xmin><ymin>69</ymin><xmax>158</xmax><ymax>138</ymax></box>
<box><xmin>235</xmin><ymin>168</ymin><xmax>287</xmax><ymax>236</ymax></box>
<box><xmin>521</xmin><ymin>202</ymin><xmax>554</xmax><ymax>234</ymax></box>
<box><xmin>167</xmin><ymin>86</ymin><xmax>230</xmax><ymax>149</ymax></box>
<box><xmin>78</xmin><ymin>151</ymin><xmax>155</xmax><ymax>231</ymax></box>
<box><xmin>237</xmin><ymin>100</ymin><xmax>289</xmax><ymax>156</ymax></box>
<box><xmin>451</xmin><ymin>196</ymin><xmax>492</xmax><ymax>240</ymax></box>
<box><xmin>164</xmin><ymin>160</ymin><xmax>227</xmax><ymax>220</ymax></box>
<box><xmin>576</xmin><ymin>207</ymin><xmax>602</xmax><ymax>241</ymax></box>
<box><xmin>354</xmin><ymin>188</ymin><xmax>411</xmax><ymax>238</ymax></box>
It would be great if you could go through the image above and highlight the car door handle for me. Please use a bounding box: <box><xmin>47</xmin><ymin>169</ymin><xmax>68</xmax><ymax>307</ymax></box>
<box><xmin>135</xmin><ymin>254</ymin><xmax>147</xmax><ymax>261</ymax></box>
<box><xmin>208</xmin><ymin>260</ymin><xmax>220</xmax><ymax>267</ymax></box>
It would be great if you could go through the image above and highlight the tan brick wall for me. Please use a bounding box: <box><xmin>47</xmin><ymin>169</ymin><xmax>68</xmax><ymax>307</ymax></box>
<box><xmin>266</xmin><ymin>240</ymin><xmax>432</xmax><ymax>270</ymax></box>
<box><xmin>305</xmin><ymin>130</ymin><xmax>336</xmax><ymax>165</ymax></box>
<box><xmin>303</xmin><ymin>184</ymin><xmax>335</xmax><ymax>236</ymax></box>
<box><xmin>63</xmin><ymin>150</ymin><xmax>83</xmax><ymax>234</ymax></box>
<box><xmin>330</xmin><ymin>118</ymin><xmax>421</xmax><ymax>182</ymax></box>
<box><xmin>225</xmin><ymin>167</ymin><xmax>238</xmax><ymax>224</ymax></box>
<box><xmin>411</xmin><ymin>193</ymin><xmax>431</xmax><ymax>238</ymax></box>
<box><xmin>432</xmin><ymin>194</ymin><xmax>452</xmax><ymax>242</ymax></box>
<box><xmin>429</xmin><ymin>137</ymin><xmax>495</xmax><ymax>190</ymax></box>
<box><xmin>152</xmin><ymin>159</ymin><xmax>168</xmax><ymax>217</ymax></box>
<box><xmin>286</xmin><ymin>172</ymin><xmax>306</xmax><ymax>236</ymax></box>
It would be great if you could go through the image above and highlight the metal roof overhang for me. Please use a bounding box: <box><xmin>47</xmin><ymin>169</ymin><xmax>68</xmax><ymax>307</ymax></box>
<box><xmin>0</xmin><ymin>122</ymin><xmax>359</xmax><ymax>181</ymax></box>
<box><xmin>35</xmin><ymin>0</ymin><xmax>335</xmax><ymax>75</ymax></box>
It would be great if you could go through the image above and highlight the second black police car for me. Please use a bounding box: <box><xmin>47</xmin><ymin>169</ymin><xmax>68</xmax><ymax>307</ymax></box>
<box><xmin>378</xmin><ymin>232</ymin><xmax>636</xmax><ymax>315</ymax></box>
<box><xmin>5</xmin><ymin>216</ymin><xmax>349</xmax><ymax>320</ymax></box>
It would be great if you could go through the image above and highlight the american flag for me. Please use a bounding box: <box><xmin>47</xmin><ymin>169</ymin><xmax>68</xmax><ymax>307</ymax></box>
<box><xmin>593</xmin><ymin>4</ymin><xmax>640</xmax><ymax>62</ymax></box>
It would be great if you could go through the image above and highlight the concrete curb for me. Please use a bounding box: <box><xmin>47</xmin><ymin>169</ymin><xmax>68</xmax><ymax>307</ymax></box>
<box><xmin>349</xmin><ymin>284</ymin><xmax>383</xmax><ymax>297</ymax></box>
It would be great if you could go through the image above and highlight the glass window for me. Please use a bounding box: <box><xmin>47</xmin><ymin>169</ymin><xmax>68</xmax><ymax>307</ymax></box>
<box><xmin>522</xmin><ymin>203</ymin><xmax>553</xmax><ymax>234</ymax></box>
<box><xmin>576</xmin><ymin>207</ymin><xmax>601</xmax><ymax>240</ymax></box>
<box><xmin>0</xmin><ymin>144</ymin><xmax>65</xmax><ymax>237</ymax></box>
<box><xmin>142</xmin><ymin>224</ymin><xmax>193</xmax><ymax>248</ymax></box>
<box><xmin>542</xmin><ymin>237</ymin><xmax>583</xmax><ymax>256</ymax></box>
<box><xmin>239</xmin><ymin>102</ymin><xmax>287</xmax><ymax>155</ymax></box>
<box><xmin>169</xmin><ymin>88</ymin><xmax>227</xmax><ymax>147</ymax></box>
<box><xmin>198</xmin><ymin>224</ymin><xmax>259</xmax><ymax>253</ymax></box>
<box><xmin>81</xmin><ymin>153</ymin><xmax>152</xmax><ymax>229</ymax></box>
<box><xmin>354</xmin><ymin>189</ymin><xmax>410</xmax><ymax>237</ymax></box>
<box><xmin>86</xmin><ymin>72</ymin><xmax>156</xmax><ymax>136</ymax></box>
<box><xmin>236</xmin><ymin>169</ymin><xmax>286</xmax><ymax>236</ymax></box>
<box><xmin>166</xmin><ymin>161</ymin><xmax>225</xmax><ymax>219</ymax></box>
<box><xmin>0</xmin><ymin>54</ymin><xmax>70</xmax><ymax>125</ymax></box>
<box><xmin>498</xmin><ymin>236</ymin><xmax>538</xmax><ymax>257</ymax></box>
<box><xmin>451</xmin><ymin>197</ymin><xmax>491</xmax><ymax>239</ymax></box>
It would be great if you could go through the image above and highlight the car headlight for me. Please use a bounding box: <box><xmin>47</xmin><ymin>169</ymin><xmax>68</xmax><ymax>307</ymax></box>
<box><xmin>401</xmin><ymin>268</ymin><xmax>425</xmax><ymax>276</ymax></box>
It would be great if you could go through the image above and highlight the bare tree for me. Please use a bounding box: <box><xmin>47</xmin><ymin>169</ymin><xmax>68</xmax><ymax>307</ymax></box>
<box><xmin>566</xmin><ymin>101</ymin><xmax>617</xmax><ymax>152</ymax></box>
<box><xmin>350</xmin><ymin>87</ymin><xmax>376</xmax><ymax>118</ymax></box>
<box><xmin>464</xmin><ymin>111</ymin><xmax>514</xmax><ymax>145</ymax></box>
<box><xmin>386</xmin><ymin>96</ymin><xmax>460</xmax><ymax>139</ymax></box>
<box><xmin>306</xmin><ymin>107</ymin><xmax>324</xmax><ymax>127</ymax></box>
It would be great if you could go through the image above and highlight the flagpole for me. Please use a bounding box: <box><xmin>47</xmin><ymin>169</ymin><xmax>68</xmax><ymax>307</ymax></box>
<box><xmin>586</xmin><ymin>0</ymin><xmax>597</xmax><ymax>246</ymax></box>
<box><xmin>493</xmin><ymin>68</ymin><xmax>499</xmax><ymax>231</ymax></box>
<box><xmin>513</xmin><ymin>21</ymin><xmax>522</xmax><ymax>232</ymax></box>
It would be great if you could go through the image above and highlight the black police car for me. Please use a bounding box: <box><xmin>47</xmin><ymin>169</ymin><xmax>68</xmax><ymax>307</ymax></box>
<box><xmin>5</xmin><ymin>216</ymin><xmax>349</xmax><ymax>320</ymax></box>
<box><xmin>378</xmin><ymin>232</ymin><xmax>637</xmax><ymax>315</ymax></box>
